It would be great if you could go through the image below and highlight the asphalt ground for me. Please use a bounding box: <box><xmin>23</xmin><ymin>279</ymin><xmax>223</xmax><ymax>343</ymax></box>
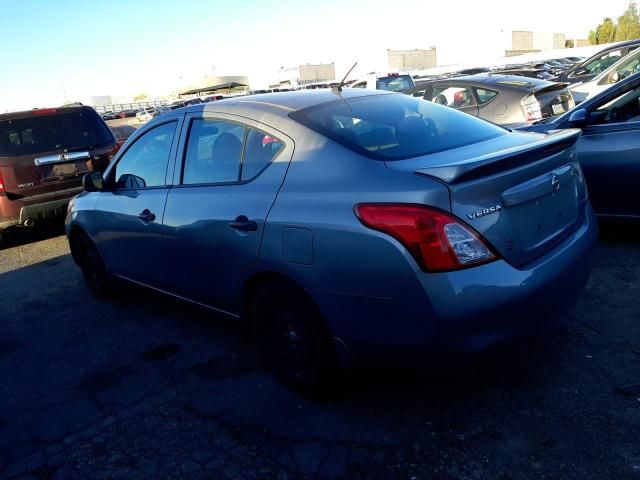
<box><xmin>1</xmin><ymin>220</ymin><xmax>639</xmax><ymax>479</ymax></box>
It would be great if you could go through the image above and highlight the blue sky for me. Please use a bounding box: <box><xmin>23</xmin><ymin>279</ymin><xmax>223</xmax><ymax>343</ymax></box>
<box><xmin>0</xmin><ymin>0</ymin><xmax>632</xmax><ymax>111</ymax></box>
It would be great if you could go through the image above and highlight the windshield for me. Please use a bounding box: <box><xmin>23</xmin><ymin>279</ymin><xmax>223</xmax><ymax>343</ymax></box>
<box><xmin>290</xmin><ymin>93</ymin><xmax>507</xmax><ymax>161</ymax></box>
<box><xmin>376</xmin><ymin>75</ymin><xmax>414</xmax><ymax>92</ymax></box>
<box><xmin>0</xmin><ymin>109</ymin><xmax>113</xmax><ymax>156</ymax></box>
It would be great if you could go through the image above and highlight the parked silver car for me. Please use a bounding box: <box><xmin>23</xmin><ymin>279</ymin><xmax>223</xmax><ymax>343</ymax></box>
<box><xmin>404</xmin><ymin>74</ymin><xmax>575</xmax><ymax>125</ymax></box>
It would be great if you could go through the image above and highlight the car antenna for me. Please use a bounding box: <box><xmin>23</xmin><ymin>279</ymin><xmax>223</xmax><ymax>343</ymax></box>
<box><xmin>332</xmin><ymin>62</ymin><xmax>357</xmax><ymax>93</ymax></box>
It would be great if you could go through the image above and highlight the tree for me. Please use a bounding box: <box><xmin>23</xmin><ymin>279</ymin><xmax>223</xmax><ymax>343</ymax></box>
<box><xmin>615</xmin><ymin>1</ymin><xmax>640</xmax><ymax>41</ymax></box>
<box><xmin>133</xmin><ymin>93</ymin><xmax>148</xmax><ymax>101</ymax></box>
<box><xmin>589</xmin><ymin>17</ymin><xmax>617</xmax><ymax>44</ymax></box>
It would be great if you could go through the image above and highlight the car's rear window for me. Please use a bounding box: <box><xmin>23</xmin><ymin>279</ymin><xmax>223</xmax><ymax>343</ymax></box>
<box><xmin>376</xmin><ymin>75</ymin><xmax>414</xmax><ymax>92</ymax></box>
<box><xmin>0</xmin><ymin>109</ymin><xmax>113</xmax><ymax>156</ymax></box>
<box><xmin>290</xmin><ymin>93</ymin><xmax>507</xmax><ymax>160</ymax></box>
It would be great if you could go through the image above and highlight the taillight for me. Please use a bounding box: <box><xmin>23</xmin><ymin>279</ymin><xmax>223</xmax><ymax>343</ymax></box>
<box><xmin>521</xmin><ymin>94</ymin><xmax>542</xmax><ymax>121</ymax></box>
<box><xmin>355</xmin><ymin>204</ymin><xmax>497</xmax><ymax>272</ymax></box>
<box><xmin>108</xmin><ymin>142</ymin><xmax>121</xmax><ymax>161</ymax></box>
<box><xmin>0</xmin><ymin>170</ymin><xmax>5</xmax><ymax>193</ymax></box>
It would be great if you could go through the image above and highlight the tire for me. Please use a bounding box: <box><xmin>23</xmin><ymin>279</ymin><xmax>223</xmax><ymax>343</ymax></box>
<box><xmin>253</xmin><ymin>280</ymin><xmax>340</xmax><ymax>394</ymax></box>
<box><xmin>74</xmin><ymin>234</ymin><xmax>113</xmax><ymax>298</ymax></box>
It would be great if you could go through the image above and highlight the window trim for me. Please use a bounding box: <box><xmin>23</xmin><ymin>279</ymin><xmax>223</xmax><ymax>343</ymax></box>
<box><xmin>472</xmin><ymin>86</ymin><xmax>500</xmax><ymax>105</ymax></box>
<box><xmin>178</xmin><ymin>116</ymin><xmax>286</xmax><ymax>187</ymax></box>
<box><xmin>107</xmin><ymin>119</ymin><xmax>180</xmax><ymax>191</ymax></box>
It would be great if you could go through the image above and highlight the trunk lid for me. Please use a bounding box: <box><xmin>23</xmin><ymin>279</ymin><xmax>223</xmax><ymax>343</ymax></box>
<box><xmin>386</xmin><ymin>129</ymin><xmax>586</xmax><ymax>267</ymax></box>
<box><xmin>534</xmin><ymin>83</ymin><xmax>575</xmax><ymax>118</ymax></box>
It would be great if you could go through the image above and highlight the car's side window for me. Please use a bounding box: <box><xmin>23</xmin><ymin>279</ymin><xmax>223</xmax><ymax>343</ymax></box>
<box><xmin>113</xmin><ymin>121</ymin><xmax>177</xmax><ymax>189</ymax></box>
<box><xmin>582</xmin><ymin>50</ymin><xmax>624</xmax><ymax>75</ymax></box>
<box><xmin>474</xmin><ymin>87</ymin><xmax>499</xmax><ymax>105</ymax></box>
<box><xmin>430</xmin><ymin>86</ymin><xmax>476</xmax><ymax>108</ymax></box>
<box><xmin>591</xmin><ymin>85</ymin><xmax>640</xmax><ymax>125</ymax></box>
<box><xmin>183</xmin><ymin>118</ymin><xmax>245</xmax><ymax>185</ymax></box>
<box><xmin>241</xmin><ymin>128</ymin><xmax>284</xmax><ymax>181</ymax></box>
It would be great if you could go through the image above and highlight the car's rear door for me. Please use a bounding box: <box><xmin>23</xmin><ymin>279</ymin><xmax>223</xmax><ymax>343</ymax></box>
<box><xmin>573</xmin><ymin>84</ymin><xmax>640</xmax><ymax>216</ymax></box>
<box><xmin>93</xmin><ymin>116</ymin><xmax>183</xmax><ymax>285</ymax></box>
<box><xmin>161</xmin><ymin>113</ymin><xmax>293</xmax><ymax>312</ymax></box>
<box><xmin>426</xmin><ymin>84</ymin><xmax>479</xmax><ymax>117</ymax></box>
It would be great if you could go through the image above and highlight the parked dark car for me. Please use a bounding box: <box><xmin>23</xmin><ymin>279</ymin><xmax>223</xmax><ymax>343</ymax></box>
<box><xmin>0</xmin><ymin>106</ymin><xmax>117</xmax><ymax>246</ymax></box>
<box><xmin>491</xmin><ymin>65</ymin><xmax>548</xmax><ymax>79</ymax></box>
<box><xmin>555</xmin><ymin>39</ymin><xmax>640</xmax><ymax>84</ymax></box>
<box><xmin>403</xmin><ymin>74</ymin><xmax>575</xmax><ymax>125</ymax></box>
<box><xmin>101</xmin><ymin>111</ymin><xmax>116</xmax><ymax>121</ymax></box>
<box><xmin>520</xmin><ymin>73</ymin><xmax>640</xmax><ymax>217</ymax></box>
<box><xmin>109</xmin><ymin>125</ymin><xmax>137</xmax><ymax>150</ymax></box>
<box><xmin>66</xmin><ymin>89</ymin><xmax>596</xmax><ymax>391</ymax></box>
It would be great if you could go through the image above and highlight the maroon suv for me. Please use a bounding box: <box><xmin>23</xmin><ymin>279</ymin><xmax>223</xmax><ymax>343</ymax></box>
<box><xmin>0</xmin><ymin>106</ymin><xmax>117</xmax><ymax>245</ymax></box>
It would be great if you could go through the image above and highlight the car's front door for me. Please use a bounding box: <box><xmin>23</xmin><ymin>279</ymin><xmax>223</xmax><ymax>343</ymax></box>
<box><xmin>575</xmin><ymin>85</ymin><xmax>640</xmax><ymax>216</ymax></box>
<box><xmin>94</xmin><ymin>117</ymin><xmax>182</xmax><ymax>285</ymax></box>
<box><xmin>161</xmin><ymin>113</ymin><xmax>293</xmax><ymax>313</ymax></box>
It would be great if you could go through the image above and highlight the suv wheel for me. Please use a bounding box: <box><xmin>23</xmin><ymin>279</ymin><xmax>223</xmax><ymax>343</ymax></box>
<box><xmin>253</xmin><ymin>280</ymin><xmax>340</xmax><ymax>394</ymax></box>
<box><xmin>74</xmin><ymin>235</ymin><xmax>112</xmax><ymax>298</ymax></box>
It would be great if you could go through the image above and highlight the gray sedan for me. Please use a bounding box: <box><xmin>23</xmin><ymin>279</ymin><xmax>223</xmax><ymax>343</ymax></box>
<box><xmin>65</xmin><ymin>89</ymin><xmax>597</xmax><ymax>392</ymax></box>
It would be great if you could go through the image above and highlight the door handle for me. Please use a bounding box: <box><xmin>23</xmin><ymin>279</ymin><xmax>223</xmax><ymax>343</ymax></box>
<box><xmin>137</xmin><ymin>209</ymin><xmax>156</xmax><ymax>223</ymax></box>
<box><xmin>229</xmin><ymin>215</ymin><xmax>258</xmax><ymax>232</ymax></box>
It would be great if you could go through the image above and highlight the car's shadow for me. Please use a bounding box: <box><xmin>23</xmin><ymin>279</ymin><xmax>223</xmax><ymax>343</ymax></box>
<box><xmin>0</xmin><ymin>220</ymin><xmax>66</xmax><ymax>250</ymax></box>
<box><xmin>598</xmin><ymin>217</ymin><xmax>640</xmax><ymax>244</ymax></box>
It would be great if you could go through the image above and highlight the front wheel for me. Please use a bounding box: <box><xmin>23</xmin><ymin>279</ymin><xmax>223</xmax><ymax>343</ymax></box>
<box><xmin>253</xmin><ymin>280</ymin><xmax>340</xmax><ymax>394</ymax></box>
<box><xmin>73</xmin><ymin>235</ymin><xmax>113</xmax><ymax>298</ymax></box>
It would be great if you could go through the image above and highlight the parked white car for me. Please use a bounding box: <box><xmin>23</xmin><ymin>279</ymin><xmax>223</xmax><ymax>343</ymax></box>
<box><xmin>570</xmin><ymin>48</ymin><xmax>640</xmax><ymax>103</ymax></box>
<box><xmin>135</xmin><ymin>107</ymin><xmax>156</xmax><ymax>123</ymax></box>
<box><xmin>348</xmin><ymin>72</ymin><xmax>415</xmax><ymax>92</ymax></box>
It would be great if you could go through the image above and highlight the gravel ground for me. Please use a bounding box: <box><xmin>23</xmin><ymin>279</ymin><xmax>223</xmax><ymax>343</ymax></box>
<box><xmin>1</xmin><ymin>221</ymin><xmax>639</xmax><ymax>479</ymax></box>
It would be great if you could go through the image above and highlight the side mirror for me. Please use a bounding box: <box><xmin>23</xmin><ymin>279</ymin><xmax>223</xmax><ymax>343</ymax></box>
<box><xmin>82</xmin><ymin>171</ymin><xmax>103</xmax><ymax>192</ymax></box>
<box><xmin>567</xmin><ymin>108</ymin><xmax>588</xmax><ymax>128</ymax></box>
<box><xmin>609</xmin><ymin>71</ymin><xmax>620</xmax><ymax>84</ymax></box>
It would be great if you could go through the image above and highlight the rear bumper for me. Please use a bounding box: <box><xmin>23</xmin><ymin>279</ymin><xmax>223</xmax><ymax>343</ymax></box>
<box><xmin>0</xmin><ymin>187</ymin><xmax>82</xmax><ymax>231</ymax></box>
<box><xmin>315</xmin><ymin>202</ymin><xmax>598</xmax><ymax>367</ymax></box>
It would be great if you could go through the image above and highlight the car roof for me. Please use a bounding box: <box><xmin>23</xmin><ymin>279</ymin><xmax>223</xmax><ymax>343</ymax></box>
<box><xmin>0</xmin><ymin>105</ymin><xmax>89</xmax><ymax>121</ymax></box>
<box><xmin>177</xmin><ymin>88</ymin><xmax>392</xmax><ymax>116</ymax></box>
<box><xmin>428</xmin><ymin>73</ymin><xmax>554</xmax><ymax>90</ymax></box>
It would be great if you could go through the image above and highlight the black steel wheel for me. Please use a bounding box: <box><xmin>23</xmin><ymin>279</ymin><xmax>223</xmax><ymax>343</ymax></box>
<box><xmin>253</xmin><ymin>280</ymin><xmax>339</xmax><ymax>394</ymax></box>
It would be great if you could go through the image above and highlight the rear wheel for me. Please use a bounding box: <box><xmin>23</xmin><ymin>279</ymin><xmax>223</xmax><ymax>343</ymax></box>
<box><xmin>253</xmin><ymin>280</ymin><xmax>340</xmax><ymax>394</ymax></box>
<box><xmin>73</xmin><ymin>234</ymin><xmax>113</xmax><ymax>298</ymax></box>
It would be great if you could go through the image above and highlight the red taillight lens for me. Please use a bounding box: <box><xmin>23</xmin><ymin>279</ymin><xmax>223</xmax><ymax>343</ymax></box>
<box><xmin>0</xmin><ymin>170</ymin><xmax>5</xmax><ymax>193</ymax></box>
<box><xmin>108</xmin><ymin>142</ymin><xmax>122</xmax><ymax>161</ymax></box>
<box><xmin>355</xmin><ymin>204</ymin><xmax>497</xmax><ymax>272</ymax></box>
<box><xmin>33</xmin><ymin>108</ymin><xmax>57</xmax><ymax>115</ymax></box>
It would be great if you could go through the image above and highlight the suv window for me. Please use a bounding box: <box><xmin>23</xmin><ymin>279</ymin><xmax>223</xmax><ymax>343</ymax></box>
<box><xmin>376</xmin><ymin>75</ymin><xmax>414</xmax><ymax>92</ymax></box>
<box><xmin>290</xmin><ymin>93</ymin><xmax>506</xmax><ymax>161</ymax></box>
<box><xmin>582</xmin><ymin>50</ymin><xmax>624</xmax><ymax>75</ymax></box>
<box><xmin>113</xmin><ymin>121</ymin><xmax>176</xmax><ymax>189</ymax></box>
<box><xmin>0</xmin><ymin>108</ymin><xmax>113</xmax><ymax>156</ymax></box>
<box><xmin>474</xmin><ymin>87</ymin><xmax>499</xmax><ymax>104</ymax></box>
<box><xmin>183</xmin><ymin>118</ymin><xmax>245</xmax><ymax>184</ymax></box>
<box><xmin>241</xmin><ymin>128</ymin><xmax>284</xmax><ymax>181</ymax></box>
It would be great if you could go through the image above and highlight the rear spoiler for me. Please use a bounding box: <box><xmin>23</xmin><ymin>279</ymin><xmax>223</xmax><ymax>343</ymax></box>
<box><xmin>414</xmin><ymin>129</ymin><xmax>581</xmax><ymax>184</ymax></box>
<box><xmin>534</xmin><ymin>82</ymin><xmax>570</xmax><ymax>94</ymax></box>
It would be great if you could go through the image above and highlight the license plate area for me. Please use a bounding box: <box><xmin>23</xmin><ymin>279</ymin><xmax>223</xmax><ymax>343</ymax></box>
<box><xmin>510</xmin><ymin>180</ymin><xmax>580</xmax><ymax>252</ymax></box>
<box><xmin>40</xmin><ymin>161</ymin><xmax>89</xmax><ymax>180</ymax></box>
